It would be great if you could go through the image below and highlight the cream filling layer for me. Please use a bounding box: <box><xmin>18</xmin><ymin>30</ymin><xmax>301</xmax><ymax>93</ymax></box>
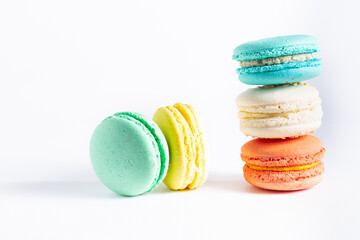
<box><xmin>237</xmin><ymin>98</ymin><xmax>321</xmax><ymax>114</ymax></box>
<box><xmin>239</xmin><ymin>105</ymin><xmax>322</xmax><ymax>128</ymax></box>
<box><xmin>247</xmin><ymin>161</ymin><xmax>320</xmax><ymax>171</ymax></box>
<box><xmin>240</xmin><ymin>53</ymin><xmax>313</xmax><ymax>68</ymax></box>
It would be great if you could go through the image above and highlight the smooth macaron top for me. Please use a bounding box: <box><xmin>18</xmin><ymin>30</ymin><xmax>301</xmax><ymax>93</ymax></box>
<box><xmin>90</xmin><ymin>112</ymin><xmax>169</xmax><ymax>196</ymax></box>
<box><xmin>236</xmin><ymin>83</ymin><xmax>320</xmax><ymax>107</ymax></box>
<box><xmin>114</xmin><ymin>112</ymin><xmax>169</xmax><ymax>188</ymax></box>
<box><xmin>232</xmin><ymin>35</ymin><xmax>319</xmax><ymax>61</ymax></box>
<box><xmin>241</xmin><ymin>135</ymin><xmax>323</xmax><ymax>159</ymax></box>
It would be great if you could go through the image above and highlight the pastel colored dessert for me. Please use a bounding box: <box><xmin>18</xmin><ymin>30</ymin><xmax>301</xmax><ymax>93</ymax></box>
<box><xmin>236</xmin><ymin>83</ymin><xmax>322</xmax><ymax>139</ymax></box>
<box><xmin>232</xmin><ymin>35</ymin><xmax>322</xmax><ymax>85</ymax></box>
<box><xmin>90</xmin><ymin>112</ymin><xmax>169</xmax><ymax>197</ymax></box>
<box><xmin>241</xmin><ymin>135</ymin><xmax>325</xmax><ymax>191</ymax></box>
<box><xmin>153</xmin><ymin>103</ymin><xmax>207</xmax><ymax>190</ymax></box>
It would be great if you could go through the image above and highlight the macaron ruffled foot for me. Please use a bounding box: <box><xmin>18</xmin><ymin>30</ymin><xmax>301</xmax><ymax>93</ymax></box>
<box><xmin>153</xmin><ymin>103</ymin><xmax>207</xmax><ymax>190</ymax></box>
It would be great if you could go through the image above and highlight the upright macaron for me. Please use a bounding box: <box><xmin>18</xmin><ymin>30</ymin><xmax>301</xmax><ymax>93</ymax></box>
<box><xmin>233</xmin><ymin>35</ymin><xmax>322</xmax><ymax>85</ymax></box>
<box><xmin>90</xmin><ymin>112</ymin><xmax>169</xmax><ymax>197</ymax></box>
<box><xmin>153</xmin><ymin>103</ymin><xmax>207</xmax><ymax>190</ymax></box>
<box><xmin>241</xmin><ymin>135</ymin><xmax>325</xmax><ymax>191</ymax></box>
<box><xmin>236</xmin><ymin>83</ymin><xmax>322</xmax><ymax>139</ymax></box>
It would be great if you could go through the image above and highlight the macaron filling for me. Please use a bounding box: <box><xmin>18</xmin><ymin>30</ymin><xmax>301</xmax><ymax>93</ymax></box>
<box><xmin>246</xmin><ymin>161</ymin><xmax>320</xmax><ymax>172</ymax></box>
<box><xmin>238</xmin><ymin>105</ymin><xmax>322</xmax><ymax>128</ymax></box>
<box><xmin>239</xmin><ymin>53</ymin><xmax>313</xmax><ymax>68</ymax></box>
<box><xmin>236</xmin><ymin>58</ymin><xmax>322</xmax><ymax>74</ymax></box>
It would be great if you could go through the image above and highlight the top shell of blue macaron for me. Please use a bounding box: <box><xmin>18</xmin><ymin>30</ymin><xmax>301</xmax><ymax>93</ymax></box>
<box><xmin>90</xmin><ymin>112</ymin><xmax>169</xmax><ymax>196</ymax></box>
<box><xmin>232</xmin><ymin>35</ymin><xmax>320</xmax><ymax>61</ymax></box>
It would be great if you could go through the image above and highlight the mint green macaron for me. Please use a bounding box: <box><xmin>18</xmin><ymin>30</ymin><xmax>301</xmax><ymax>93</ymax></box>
<box><xmin>90</xmin><ymin>112</ymin><xmax>169</xmax><ymax>197</ymax></box>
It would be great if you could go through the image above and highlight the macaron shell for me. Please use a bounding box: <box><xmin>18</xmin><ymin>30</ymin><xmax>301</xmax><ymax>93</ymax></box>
<box><xmin>243</xmin><ymin>162</ymin><xmax>324</xmax><ymax>191</ymax></box>
<box><xmin>153</xmin><ymin>107</ymin><xmax>196</xmax><ymax>190</ymax></box>
<box><xmin>233</xmin><ymin>35</ymin><xmax>319</xmax><ymax>61</ymax></box>
<box><xmin>117</xmin><ymin>112</ymin><xmax>169</xmax><ymax>192</ymax></box>
<box><xmin>236</xmin><ymin>83</ymin><xmax>320</xmax><ymax>107</ymax></box>
<box><xmin>173</xmin><ymin>103</ymin><xmax>207</xmax><ymax>189</ymax></box>
<box><xmin>241</xmin><ymin>135</ymin><xmax>324</xmax><ymax>159</ymax></box>
<box><xmin>243</xmin><ymin>146</ymin><xmax>325</xmax><ymax>168</ymax></box>
<box><xmin>90</xmin><ymin>115</ymin><xmax>161</xmax><ymax>196</ymax></box>
<box><xmin>237</xmin><ymin>62</ymin><xmax>322</xmax><ymax>85</ymax></box>
<box><xmin>240</xmin><ymin>121</ymin><xmax>321</xmax><ymax>139</ymax></box>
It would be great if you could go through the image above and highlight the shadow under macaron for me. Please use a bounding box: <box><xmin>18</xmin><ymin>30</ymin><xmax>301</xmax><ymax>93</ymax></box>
<box><xmin>205</xmin><ymin>174</ymin><xmax>303</xmax><ymax>195</ymax></box>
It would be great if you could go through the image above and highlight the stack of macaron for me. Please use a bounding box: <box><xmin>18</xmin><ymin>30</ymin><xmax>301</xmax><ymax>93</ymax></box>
<box><xmin>232</xmin><ymin>35</ymin><xmax>325</xmax><ymax>191</ymax></box>
<box><xmin>89</xmin><ymin>103</ymin><xmax>207</xmax><ymax>196</ymax></box>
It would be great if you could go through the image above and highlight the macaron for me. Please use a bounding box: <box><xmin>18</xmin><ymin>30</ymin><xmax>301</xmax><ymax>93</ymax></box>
<box><xmin>232</xmin><ymin>35</ymin><xmax>322</xmax><ymax>85</ymax></box>
<box><xmin>90</xmin><ymin>112</ymin><xmax>169</xmax><ymax>197</ymax></box>
<box><xmin>153</xmin><ymin>103</ymin><xmax>207</xmax><ymax>190</ymax></box>
<box><xmin>241</xmin><ymin>135</ymin><xmax>325</xmax><ymax>191</ymax></box>
<box><xmin>236</xmin><ymin>83</ymin><xmax>322</xmax><ymax>139</ymax></box>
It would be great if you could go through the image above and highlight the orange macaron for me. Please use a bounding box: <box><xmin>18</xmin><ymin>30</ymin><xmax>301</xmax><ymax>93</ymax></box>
<box><xmin>241</xmin><ymin>135</ymin><xmax>325</xmax><ymax>191</ymax></box>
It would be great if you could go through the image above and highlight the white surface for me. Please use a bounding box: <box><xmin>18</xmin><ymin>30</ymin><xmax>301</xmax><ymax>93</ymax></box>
<box><xmin>0</xmin><ymin>0</ymin><xmax>359</xmax><ymax>239</ymax></box>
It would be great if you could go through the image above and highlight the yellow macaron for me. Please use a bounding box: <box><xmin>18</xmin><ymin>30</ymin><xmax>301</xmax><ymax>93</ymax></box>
<box><xmin>153</xmin><ymin>103</ymin><xmax>207</xmax><ymax>190</ymax></box>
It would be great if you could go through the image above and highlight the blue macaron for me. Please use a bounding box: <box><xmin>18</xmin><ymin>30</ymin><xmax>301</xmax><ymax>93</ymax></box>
<box><xmin>90</xmin><ymin>112</ymin><xmax>169</xmax><ymax>197</ymax></box>
<box><xmin>233</xmin><ymin>35</ymin><xmax>322</xmax><ymax>85</ymax></box>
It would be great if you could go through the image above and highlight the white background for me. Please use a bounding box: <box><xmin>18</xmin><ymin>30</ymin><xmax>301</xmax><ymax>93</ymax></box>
<box><xmin>1</xmin><ymin>0</ymin><xmax>359</xmax><ymax>239</ymax></box>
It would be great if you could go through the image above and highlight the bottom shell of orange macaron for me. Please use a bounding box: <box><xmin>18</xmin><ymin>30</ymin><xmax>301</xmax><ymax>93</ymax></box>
<box><xmin>241</xmin><ymin>135</ymin><xmax>325</xmax><ymax>191</ymax></box>
<box><xmin>243</xmin><ymin>162</ymin><xmax>324</xmax><ymax>191</ymax></box>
